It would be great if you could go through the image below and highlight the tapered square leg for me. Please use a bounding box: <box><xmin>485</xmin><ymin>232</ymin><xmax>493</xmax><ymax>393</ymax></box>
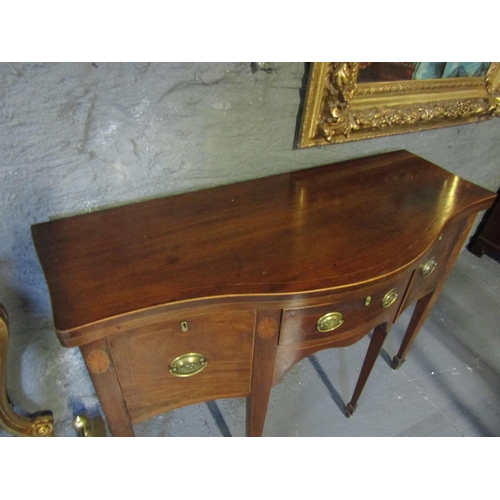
<box><xmin>80</xmin><ymin>338</ymin><xmax>135</xmax><ymax>436</ymax></box>
<box><xmin>246</xmin><ymin>310</ymin><xmax>281</xmax><ymax>437</ymax></box>
<box><xmin>392</xmin><ymin>292</ymin><xmax>436</xmax><ymax>370</ymax></box>
<box><xmin>345</xmin><ymin>322</ymin><xmax>390</xmax><ymax>417</ymax></box>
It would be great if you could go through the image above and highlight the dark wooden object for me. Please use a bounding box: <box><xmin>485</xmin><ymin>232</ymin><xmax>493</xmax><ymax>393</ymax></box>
<box><xmin>31</xmin><ymin>150</ymin><xmax>495</xmax><ymax>436</ymax></box>
<box><xmin>468</xmin><ymin>187</ymin><xmax>500</xmax><ymax>261</ymax></box>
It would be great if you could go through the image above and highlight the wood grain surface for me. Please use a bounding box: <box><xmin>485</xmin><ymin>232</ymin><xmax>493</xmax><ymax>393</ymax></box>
<box><xmin>32</xmin><ymin>150</ymin><xmax>495</xmax><ymax>342</ymax></box>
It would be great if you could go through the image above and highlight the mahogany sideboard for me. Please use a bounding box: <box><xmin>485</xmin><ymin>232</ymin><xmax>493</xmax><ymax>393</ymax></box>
<box><xmin>31</xmin><ymin>150</ymin><xmax>496</xmax><ymax>436</ymax></box>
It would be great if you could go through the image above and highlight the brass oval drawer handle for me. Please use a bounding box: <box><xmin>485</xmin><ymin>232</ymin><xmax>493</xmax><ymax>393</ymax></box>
<box><xmin>422</xmin><ymin>258</ymin><xmax>437</xmax><ymax>278</ymax></box>
<box><xmin>317</xmin><ymin>312</ymin><xmax>344</xmax><ymax>332</ymax></box>
<box><xmin>169</xmin><ymin>353</ymin><xmax>207</xmax><ymax>377</ymax></box>
<box><xmin>382</xmin><ymin>288</ymin><xmax>398</xmax><ymax>308</ymax></box>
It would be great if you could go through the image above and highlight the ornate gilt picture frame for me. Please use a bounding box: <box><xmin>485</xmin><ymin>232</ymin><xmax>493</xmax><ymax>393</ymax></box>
<box><xmin>298</xmin><ymin>62</ymin><xmax>500</xmax><ymax>148</ymax></box>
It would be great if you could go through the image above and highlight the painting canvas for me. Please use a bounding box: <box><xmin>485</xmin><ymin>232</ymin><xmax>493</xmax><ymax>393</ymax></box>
<box><xmin>357</xmin><ymin>62</ymin><xmax>490</xmax><ymax>83</ymax></box>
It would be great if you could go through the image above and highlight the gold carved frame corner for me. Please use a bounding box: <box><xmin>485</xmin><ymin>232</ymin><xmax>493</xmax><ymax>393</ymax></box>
<box><xmin>298</xmin><ymin>62</ymin><xmax>500</xmax><ymax>148</ymax></box>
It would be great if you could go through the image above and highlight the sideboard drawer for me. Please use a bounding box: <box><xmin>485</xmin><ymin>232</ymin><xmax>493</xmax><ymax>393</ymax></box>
<box><xmin>279</xmin><ymin>276</ymin><xmax>409</xmax><ymax>347</ymax></box>
<box><xmin>403</xmin><ymin>217</ymin><xmax>468</xmax><ymax>308</ymax></box>
<box><xmin>108</xmin><ymin>310</ymin><xmax>256</xmax><ymax>424</ymax></box>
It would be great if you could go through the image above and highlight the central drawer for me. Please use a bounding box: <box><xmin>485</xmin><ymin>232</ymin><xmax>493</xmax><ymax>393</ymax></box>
<box><xmin>279</xmin><ymin>274</ymin><xmax>411</xmax><ymax>347</ymax></box>
<box><xmin>109</xmin><ymin>309</ymin><xmax>256</xmax><ymax>423</ymax></box>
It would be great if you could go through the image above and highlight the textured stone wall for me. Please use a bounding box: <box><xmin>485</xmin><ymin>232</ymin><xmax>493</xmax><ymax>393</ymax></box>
<box><xmin>1</xmin><ymin>62</ymin><xmax>499</xmax><ymax>436</ymax></box>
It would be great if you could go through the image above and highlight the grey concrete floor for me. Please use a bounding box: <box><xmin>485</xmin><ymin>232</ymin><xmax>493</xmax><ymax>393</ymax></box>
<box><xmin>132</xmin><ymin>248</ymin><xmax>500</xmax><ymax>437</ymax></box>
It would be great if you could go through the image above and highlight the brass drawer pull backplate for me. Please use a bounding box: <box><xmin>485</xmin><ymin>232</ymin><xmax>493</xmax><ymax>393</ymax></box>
<box><xmin>169</xmin><ymin>353</ymin><xmax>207</xmax><ymax>377</ymax></box>
<box><xmin>422</xmin><ymin>258</ymin><xmax>437</xmax><ymax>278</ymax></box>
<box><xmin>317</xmin><ymin>312</ymin><xmax>344</xmax><ymax>332</ymax></box>
<box><xmin>382</xmin><ymin>288</ymin><xmax>398</xmax><ymax>308</ymax></box>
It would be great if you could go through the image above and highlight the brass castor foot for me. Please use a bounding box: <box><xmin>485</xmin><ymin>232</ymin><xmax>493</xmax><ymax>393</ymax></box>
<box><xmin>392</xmin><ymin>356</ymin><xmax>405</xmax><ymax>370</ymax></box>
<box><xmin>72</xmin><ymin>414</ymin><xmax>91</xmax><ymax>437</ymax></box>
<box><xmin>72</xmin><ymin>413</ymin><xmax>107</xmax><ymax>437</ymax></box>
<box><xmin>345</xmin><ymin>402</ymin><xmax>357</xmax><ymax>418</ymax></box>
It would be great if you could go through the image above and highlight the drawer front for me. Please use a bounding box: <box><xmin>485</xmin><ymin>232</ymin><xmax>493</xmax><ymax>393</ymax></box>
<box><xmin>403</xmin><ymin>217</ymin><xmax>467</xmax><ymax>308</ymax></box>
<box><xmin>279</xmin><ymin>275</ymin><xmax>410</xmax><ymax>347</ymax></box>
<box><xmin>109</xmin><ymin>310</ymin><xmax>256</xmax><ymax>423</ymax></box>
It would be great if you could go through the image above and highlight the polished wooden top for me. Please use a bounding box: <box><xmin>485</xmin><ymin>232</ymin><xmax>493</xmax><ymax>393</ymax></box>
<box><xmin>32</xmin><ymin>150</ymin><xmax>495</xmax><ymax>335</ymax></box>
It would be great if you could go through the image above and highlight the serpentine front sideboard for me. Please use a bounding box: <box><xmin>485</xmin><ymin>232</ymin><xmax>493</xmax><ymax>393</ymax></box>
<box><xmin>31</xmin><ymin>150</ymin><xmax>496</xmax><ymax>436</ymax></box>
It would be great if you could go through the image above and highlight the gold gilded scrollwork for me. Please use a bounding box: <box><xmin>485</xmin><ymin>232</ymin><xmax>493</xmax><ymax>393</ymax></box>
<box><xmin>298</xmin><ymin>62</ymin><xmax>500</xmax><ymax>147</ymax></box>
<box><xmin>320</xmin><ymin>62</ymin><xmax>360</xmax><ymax>141</ymax></box>
<box><xmin>486</xmin><ymin>62</ymin><xmax>500</xmax><ymax>117</ymax></box>
<box><xmin>0</xmin><ymin>304</ymin><xmax>55</xmax><ymax>437</ymax></box>
<box><xmin>354</xmin><ymin>99</ymin><xmax>491</xmax><ymax>132</ymax></box>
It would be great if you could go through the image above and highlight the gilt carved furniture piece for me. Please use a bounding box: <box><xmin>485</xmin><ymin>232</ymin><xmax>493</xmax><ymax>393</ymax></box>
<box><xmin>31</xmin><ymin>151</ymin><xmax>495</xmax><ymax>436</ymax></box>
<box><xmin>0</xmin><ymin>303</ymin><xmax>54</xmax><ymax>437</ymax></box>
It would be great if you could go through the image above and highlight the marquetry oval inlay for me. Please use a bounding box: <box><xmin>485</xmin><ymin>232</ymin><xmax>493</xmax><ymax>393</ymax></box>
<box><xmin>258</xmin><ymin>317</ymin><xmax>278</xmax><ymax>340</ymax></box>
<box><xmin>86</xmin><ymin>349</ymin><xmax>111</xmax><ymax>374</ymax></box>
